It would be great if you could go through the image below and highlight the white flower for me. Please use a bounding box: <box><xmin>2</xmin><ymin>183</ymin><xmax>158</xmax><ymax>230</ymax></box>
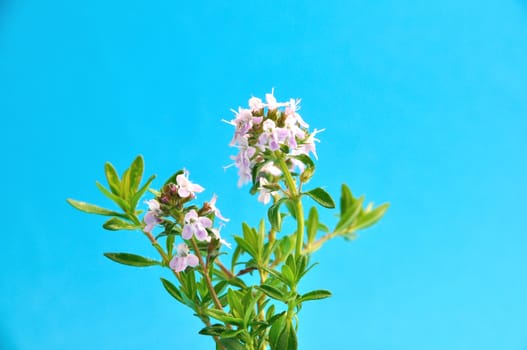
<box><xmin>257</xmin><ymin>178</ymin><xmax>277</xmax><ymax>205</ymax></box>
<box><xmin>209</xmin><ymin>194</ymin><xmax>229</xmax><ymax>222</ymax></box>
<box><xmin>285</xmin><ymin>98</ymin><xmax>309</xmax><ymax>128</ymax></box>
<box><xmin>176</xmin><ymin>170</ymin><xmax>205</xmax><ymax>198</ymax></box>
<box><xmin>249</xmin><ymin>96</ymin><xmax>264</xmax><ymax>111</ymax></box>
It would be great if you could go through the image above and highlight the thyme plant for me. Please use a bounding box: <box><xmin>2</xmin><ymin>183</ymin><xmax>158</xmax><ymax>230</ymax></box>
<box><xmin>68</xmin><ymin>91</ymin><xmax>388</xmax><ymax>350</ymax></box>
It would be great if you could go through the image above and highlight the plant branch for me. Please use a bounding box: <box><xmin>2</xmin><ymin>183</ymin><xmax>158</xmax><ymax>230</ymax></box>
<box><xmin>303</xmin><ymin>231</ymin><xmax>339</xmax><ymax>254</ymax></box>
<box><xmin>190</xmin><ymin>238</ymin><xmax>225</xmax><ymax>311</ymax></box>
<box><xmin>215</xmin><ymin>259</ymin><xmax>235</xmax><ymax>279</ymax></box>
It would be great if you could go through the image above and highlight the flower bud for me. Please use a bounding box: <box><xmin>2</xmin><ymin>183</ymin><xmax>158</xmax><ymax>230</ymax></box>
<box><xmin>300</xmin><ymin>167</ymin><xmax>315</xmax><ymax>183</ymax></box>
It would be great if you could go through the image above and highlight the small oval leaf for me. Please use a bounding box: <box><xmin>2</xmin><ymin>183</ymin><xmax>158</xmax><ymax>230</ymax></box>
<box><xmin>103</xmin><ymin>218</ymin><xmax>139</xmax><ymax>231</ymax></box>
<box><xmin>103</xmin><ymin>252</ymin><xmax>160</xmax><ymax>267</ymax></box>
<box><xmin>304</xmin><ymin>188</ymin><xmax>335</xmax><ymax>208</ymax></box>
<box><xmin>355</xmin><ymin>203</ymin><xmax>390</xmax><ymax>230</ymax></box>
<box><xmin>268</xmin><ymin>199</ymin><xmax>286</xmax><ymax>231</ymax></box>
<box><xmin>256</xmin><ymin>285</ymin><xmax>286</xmax><ymax>301</ymax></box>
<box><xmin>160</xmin><ymin>278</ymin><xmax>184</xmax><ymax>303</ymax></box>
<box><xmin>129</xmin><ymin>155</ymin><xmax>144</xmax><ymax>193</ymax></box>
<box><xmin>67</xmin><ymin>199</ymin><xmax>122</xmax><ymax>216</ymax></box>
<box><xmin>299</xmin><ymin>289</ymin><xmax>332</xmax><ymax>303</ymax></box>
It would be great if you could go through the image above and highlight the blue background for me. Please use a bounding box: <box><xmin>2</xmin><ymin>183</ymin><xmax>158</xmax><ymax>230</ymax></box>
<box><xmin>1</xmin><ymin>0</ymin><xmax>527</xmax><ymax>349</ymax></box>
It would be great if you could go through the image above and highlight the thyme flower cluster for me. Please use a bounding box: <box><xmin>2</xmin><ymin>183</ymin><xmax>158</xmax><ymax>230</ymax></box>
<box><xmin>225</xmin><ymin>91</ymin><xmax>323</xmax><ymax>204</ymax></box>
<box><xmin>144</xmin><ymin>170</ymin><xmax>230</xmax><ymax>272</ymax></box>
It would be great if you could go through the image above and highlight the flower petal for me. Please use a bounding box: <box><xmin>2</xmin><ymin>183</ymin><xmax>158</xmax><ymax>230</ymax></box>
<box><xmin>186</xmin><ymin>254</ymin><xmax>199</xmax><ymax>267</ymax></box>
<box><xmin>195</xmin><ymin>226</ymin><xmax>209</xmax><ymax>241</ymax></box>
<box><xmin>182</xmin><ymin>224</ymin><xmax>193</xmax><ymax>240</ymax></box>
<box><xmin>170</xmin><ymin>256</ymin><xmax>186</xmax><ymax>272</ymax></box>
<box><xmin>199</xmin><ymin>217</ymin><xmax>212</xmax><ymax>228</ymax></box>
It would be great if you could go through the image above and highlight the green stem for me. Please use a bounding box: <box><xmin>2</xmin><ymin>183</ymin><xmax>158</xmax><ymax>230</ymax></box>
<box><xmin>275</xmin><ymin>153</ymin><xmax>305</xmax><ymax>257</ymax></box>
<box><xmin>190</xmin><ymin>238</ymin><xmax>225</xmax><ymax>312</ymax></box>
<box><xmin>294</xmin><ymin>199</ymin><xmax>304</xmax><ymax>257</ymax></box>
<box><xmin>304</xmin><ymin>231</ymin><xmax>339</xmax><ymax>254</ymax></box>
<box><xmin>141</xmin><ymin>225</ymin><xmax>225</xmax><ymax>350</ymax></box>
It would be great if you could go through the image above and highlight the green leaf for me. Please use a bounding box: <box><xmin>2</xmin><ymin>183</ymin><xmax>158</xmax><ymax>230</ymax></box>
<box><xmin>231</xmin><ymin>245</ymin><xmax>242</xmax><ymax>270</ymax></box>
<box><xmin>120</xmin><ymin>168</ymin><xmax>131</xmax><ymax>200</ymax></box>
<box><xmin>285</xmin><ymin>255</ymin><xmax>297</xmax><ymax>276</ymax></box>
<box><xmin>102</xmin><ymin>217</ymin><xmax>139</xmax><ymax>231</ymax></box>
<box><xmin>219</xmin><ymin>329</ymin><xmax>245</xmax><ymax>339</ymax></box>
<box><xmin>281</xmin><ymin>264</ymin><xmax>296</xmax><ymax>287</ymax></box>
<box><xmin>66</xmin><ymin>199</ymin><xmax>122</xmax><ymax>216</ymax></box>
<box><xmin>335</xmin><ymin>196</ymin><xmax>364</xmax><ymax>233</ymax></box>
<box><xmin>219</xmin><ymin>338</ymin><xmax>245</xmax><ymax>350</ymax></box>
<box><xmin>340</xmin><ymin>184</ymin><xmax>354</xmax><ymax>216</ymax></box>
<box><xmin>95</xmin><ymin>181</ymin><xmax>130</xmax><ymax>212</ymax></box>
<box><xmin>318</xmin><ymin>222</ymin><xmax>330</xmax><ymax>232</ymax></box>
<box><xmin>199</xmin><ymin>324</ymin><xmax>226</xmax><ymax>337</ymax></box>
<box><xmin>204</xmin><ymin>309</ymin><xmax>244</xmax><ymax>326</ymax></box>
<box><xmin>355</xmin><ymin>203</ymin><xmax>389</xmax><ymax>230</ymax></box>
<box><xmin>131</xmin><ymin>174</ymin><xmax>156</xmax><ymax>210</ymax></box>
<box><xmin>306</xmin><ymin>206</ymin><xmax>319</xmax><ymax>244</ymax></box>
<box><xmin>214</xmin><ymin>281</ymin><xmax>228</xmax><ymax>296</ymax></box>
<box><xmin>234</xmin><ymin>236</ymin><xmax>258</xmax><ymax>259</ymax></box>
<box><xmin>268</xmin><ymin>199</ymin><xmax>285</xmax><ymax>231</ymax></box>
<box><xmin>241</xmin><ymin>223</ymin><xmax>258</xmax><ymax>249</ymax></box>
<box><xmin>260</xmin><ymin>266</ymin><xmax>289</xmax><ymax>285</ymax></box>
<box><xmin>304</xmin><ymin>187</ymin><xmax>335</xmax><ymax>208</ymax></box>
<box><xmin>256</xmin><ymin>284</ymin><xmax>286</xmax><ymax>301</ymax></box>
<box><xmin>295</xmin><ymin>255</ymin><xmax>308</xmax><ymax>280</ymax></box>
<box><xmin>128</xmin><ymin>155</ymin><xmax>144</xmax><ymax>194</ymax></box>
<box><xmin>241</xmin><ymin>288</ymin><xmax>258</xmax><ymax>328</ymax></box>
<box><xmin>166</xmin><ymin>234</ymin><xmax>175</xmax><ymax>256</ymax></box>
<box><xmin>298</xmin><ymin>289</ymin><xmax>332</xmax><ymax>303</ymax></box>
<box><xmin>104</xmin><ymin>162</ymin><xmax>121</xmax><ymax>195</ymax></box>
<box><xmin>225</xmin><ymin>277</ymin><xmax>247</xmax><ymax>289</ymax></box>
<box><xmin>273</xmin><ymin>320</ymin><xmax>297</xmax><ymax>350</ymax></box>
<box><xmin>103</xmin><ymin>253</ymin><xmax>160</xmax><ymax>267</ymax></box>
<box><xmin>263</xmin><ymin>239</ymin><xmax>279</xmax><ymax>262</ymax></box>
<box><xmin>269</xmin><ymin>313</ymin><xmax>286</xmax><ymax>350</ymax></box>
<box><xmin>297</xmin><ymin>262</ymin><xmax>318</xmax><ymax>281</ymax></box>
<box><xmin>160</xmin><ymin>278</ymin><xmax>184</xmax><ymax>303</ymax></box>
<box><xmin>278</xmin><ymin>236</ymin><xmax>294</xmax><ymax>258</ymax></box>
<box><xmin>227</xmin><ymin>289</ymin><xmax>243</xmax><ymax>318</ymax></box>
<box><xmin>284</xmin><ymin>199</ymin><xmax>297</xmax><ymax>220</ymax></box>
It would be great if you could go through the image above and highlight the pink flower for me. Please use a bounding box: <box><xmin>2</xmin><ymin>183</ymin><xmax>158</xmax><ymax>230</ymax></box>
<box><xmin>257</xmin><ymin>178</ymin><xmax>277</xmax><ymax>205</ymax></box>
<box><xmin>293</xmin><ymin>128</ymin><xmax>325</xmax><ymax>160</ymax></box>
<box><xmin>265</xmin><ymin>92</ymin><xmax>279</xmax><ymax>111</ymax></box>
<box><xmin>144</xmin><ymin>199</ymin><xmax>162</xmax><ymax>233</ymax></box>
<box><xmin>257</xmin><ymin>120</ymin><xmax>281</xmax><ymax>151</ymax></box>
<box><xmin>169</xmin><ymin>243</ymin><xmax>199</xmax><ymax>272</ymax></box>
<box><xmin>176</xmin><ymin>170</ymin><xmax>205</xmax><ymax>198</ymax></box>
<box><xmin>227</xmin><ymin>107</ymin><xmax>263</xmax><ymax>145</ymax></box>
<box><xmin>285</xmin><ymin>98</ymin><xmax>309</xmax><ymax>128</ymax></box>
<box><xmin>209</xmin><ymin>194</ymin><xmax>229</xmax><ymax>222</ymax></box>
<box><xmin>231</xmin><ymin>137</ymin><xmax>257</xmax><ymax>187</ymax></box>
<box><xmin>182</xmin><ymin>209</ymin><xmax>212</xmax><ymax>241</ymax></box>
